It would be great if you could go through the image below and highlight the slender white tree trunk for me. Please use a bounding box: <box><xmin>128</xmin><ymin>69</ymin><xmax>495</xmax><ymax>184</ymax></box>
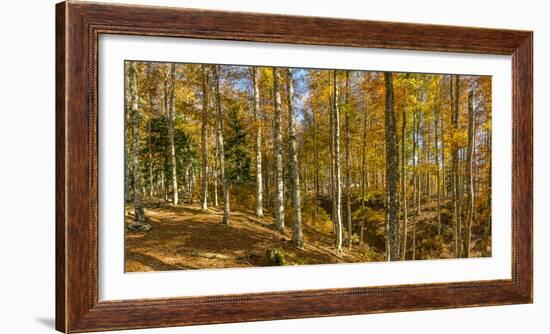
<box><xmin>333</xmin><ymin>70</ymin><xmax>343</xmax><ymax>252</ymax></box>
<box><xmin>252</xmin><ymin>67</ymin><xmax>264</xmax><ymax>217</ymax></box>
<box><xmin>360</xmin><ymin>98</ymin><xmax>368</xmax><ymax>245</ymax></box>
<box><xmin>272</xmin><ymin>67</ymin><xmax>285</xmax><ymax>231</ymax></box>
<box><xmin>200</xmin><ymin>65</ymin><xmax>209</xmax><ymax>210</ymax></box>
<box><xmin>287</xmin><ymin>69</ymin><xmax>303</xmax><ymax>246</ymax></box>
<box><xmin>451</xmin><ymin>75</ymin><xmax>460</xmax><ymax>257</ymax></box>
<box><xmin>344</xmin><ymin>72</ymin><xmax>352</xmax><ymax>250</ymax></box>
<box><xmin>213</xmin><ymin>65</ymin><xmax>230</xmax><ymax>225</ymax></box>
<box><xmin>167</xmin><ymin>64</ymin><xmax>178</xmax><ymax>205</ymax></box>
<box><xmin>464</xmin><ymin>89</ymin><xmax>476</xmax><ymax>257</ymax></box>
<box><xmin>400</xmin><ymin>101</ymin><xmax>408</xmax><ymax>260</ymax></box>
<box><xmin>128</xmin><ymin>61</ymin><xmax>150</xmax><ymax>231</ymax></box>
<box><xmin>212</xmin><ymin>145</ymin><xmax>219</xmax><ymax>207</ymax></box>
<box><xmin>435</xmin><ymin>101</ymin><xmax>442</xmax><ymax>236</ymax></box>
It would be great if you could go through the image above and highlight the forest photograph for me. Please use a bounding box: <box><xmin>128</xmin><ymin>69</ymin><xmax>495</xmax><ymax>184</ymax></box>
<box><xmin>124</xmin><ymin>60</ymin><xmax>492</xmax><ymax>272</ymax></box>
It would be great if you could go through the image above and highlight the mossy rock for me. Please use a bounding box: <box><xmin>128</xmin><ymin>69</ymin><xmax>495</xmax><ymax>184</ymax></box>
<box><xmin>127</xmin><ymin>221</ymin><xmax>152</xmax><ymax>232</ymax></box>
<box><xmin>265</xmin><ymin>247</ymin><xmax>286</xmax><ymax>266</ymax></box>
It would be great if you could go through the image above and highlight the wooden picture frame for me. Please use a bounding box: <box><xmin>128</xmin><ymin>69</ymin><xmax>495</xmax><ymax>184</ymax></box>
<box><xmin>56</xmin><ymin>1</ymin><xmax>533</xmax><ymax>332</ymax></box>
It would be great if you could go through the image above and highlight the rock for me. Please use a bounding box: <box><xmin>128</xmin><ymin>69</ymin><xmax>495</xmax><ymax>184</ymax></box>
<box><xmin>127</xmin><ymin>221</ymin><xmax>152</xmax><ymax>232</ymax></box>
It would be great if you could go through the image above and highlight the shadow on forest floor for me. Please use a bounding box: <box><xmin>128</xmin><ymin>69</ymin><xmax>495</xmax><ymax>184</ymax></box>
<box><xmin>125</xmin><ymin>202</ymin><xmax>373</xmax><ymax>272</ymax></box>
<box><xmin>124</xmin><ymin>196</ymin><xmax>491</xmax><ymax>272</ymax></box>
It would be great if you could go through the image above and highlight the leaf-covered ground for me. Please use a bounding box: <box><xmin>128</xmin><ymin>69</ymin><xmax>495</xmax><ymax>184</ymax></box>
<box><xmin>125</xmin><ymin>203</ymin><xmax>381</xmax><ymax>272</ymax></box>
<box><xmin>125</xmin><ymin>197</ymin><xmax>490</xmax><ymax>272</ymax></box>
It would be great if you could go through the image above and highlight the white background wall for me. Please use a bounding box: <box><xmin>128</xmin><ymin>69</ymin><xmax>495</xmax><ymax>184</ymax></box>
<box><xmin>0</xmin><ymin>0</ymin><xmax>546</xmax><ymax>333</ymax></box>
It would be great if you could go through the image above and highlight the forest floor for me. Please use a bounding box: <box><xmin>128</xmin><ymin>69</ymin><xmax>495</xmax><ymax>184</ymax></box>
<box><xmin>125</xmin><ymin>202</ymin><xmax>382</xmax><ymax>272</ymax></box>
<box><xmin>125</xmin><ymin>196</ymin><xmax>491</xmax><ymax>272</ymax></box>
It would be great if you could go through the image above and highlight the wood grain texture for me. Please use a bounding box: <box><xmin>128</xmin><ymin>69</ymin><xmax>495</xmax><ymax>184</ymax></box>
<box><xmin>55</xmin><ymin>1</ymin><xmax>533</xmax><ymax>332</ymax></box>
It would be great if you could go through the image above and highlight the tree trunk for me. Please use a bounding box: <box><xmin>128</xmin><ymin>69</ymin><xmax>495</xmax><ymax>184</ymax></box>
<box><xmin>188</xmin><ymin>161</ymin><xmax>195</xmax><ymax>203</ymax></box>
<box><xmin>329</xmin><ymin>72</ymin><xmax>336</xmax><ymax>233</ymax></box>
<box><xmin>287</xmin><ymin>69</ymin><xmax>303</xmax><ymax>246</ymax></box>
<box><xmin>384</xmin><ymin>72</ymin><xmax>399</xmax><ymax>261</ymax></box>
<box><xmin>124</xmin><ymin>63</ymin><xmax>133</xmax><ymax>202</ymax></box>
<box><xmin>313</xmin><ymin>106</ymin><xmax>320</xmax><ymax>223</ymax></box>
<box><xmin>148</xmin><ymin>117</ymin><xmax>154</xmax><ymax>199</ymax></box>
<box><xmin>200</xmin><ymin>65</ymin><xmax>209</xmax><ymax>210</ymax></box>
<box><xmin>128</xmin><ymin>61</ymin><xmax>150</xmax><ymax>231</ymax></box>
<box><xmin>263</xmin><ymin>113</ymin><xmax>270</xmax><ymax>210</ymax></box>
<box><xmin>411</xmin><ymin>106</ymin><xmax>418</xmax><ymax>260</ymax></box>
<box><xmin>360</xmin><ymin>97</ymin><xmax>368</xmax><ymax>245</ymax></box>
<box><xmin>167</xmin><ymin>64</ymin><xmax>179</xmax><ymax>206</ymax></box>
<box><xmin>252</xmin><ymin>67</ymin><xmax>264</xmax><ymax>217</ymax></box>
<box><xmin>400</xmin><ymin>102</ymin><xmax>408</xmax><ymax>260</ymax></box>
<box><xmin>333</xmin><ymin>70</ymin><xmax>343</xmax><ymax>252</ymax></box>
<box><xmin>435</xmin><ymin>102</ymin><xmax>442</xmax><ymax>235</ymax></box>
<box><xmin>272</xmin><ymin>67</ymin><xmax>285</xmax><ymax>231</ymax></box>
<box><xmin>213</xmin><ymin>65</ymin><xmax>230</xmax><ymax>225</ymax></box>
<box><xmin>212</xmin><ymin>147</ymin><xmax>219</xmax><ymax>207</ymax></box>
<box><xmin>451</xmin><ymin>74</ymin><xmax>460</xmax><ymax>257</ymax></box>
<box><xmin>464</xmin><ymin>89</ymin><xmax>476</xmax><ymax>257</ymax></box>
<box><xmin>345</xmin><ymin>72</ymin><xmax>353</xmax><ymax>249</ymax></box>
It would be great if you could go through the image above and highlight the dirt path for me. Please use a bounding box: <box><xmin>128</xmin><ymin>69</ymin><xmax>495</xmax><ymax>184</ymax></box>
<box><xmin>125</xmin><ymin>203</ymin><xmax>374</xmax><ymax>272</ymax></box>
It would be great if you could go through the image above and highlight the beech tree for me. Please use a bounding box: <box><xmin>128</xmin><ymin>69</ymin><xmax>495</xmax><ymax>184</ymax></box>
<box><xmin>252</xmin><ymin>67</ymin><xmax>264</xmax><ymax>218</ymax></box>
<box><xmin>400</xmin><ymin>92</ymin><xmax>408</xmax><ymax>260</ymax></box>
<box><xmin>464</xmin><ymin>89</ymin><xmax>476</xmax><ymax>257</ymax></box>
<box><xmin>333</xmin><ymin>70</ymin><xmax>343</xmax><ymax>252</ymax></box>
<box><xmin>384</xmin><ymin>72</ymin><xmax>399</xmax><ymax>261</ymax></box>
<box><xmin>451</xmin><ymin>74</ymin><xmax>460</xmax><ymax>257</ymax></box>
<box><xmin>344</xmin><ymin>71</ymin><xmax>353</xmax><ymax>249</ymax></box>
<box><xmin>287</xmin><ymin>68</ymin><xmax>303</xmax><ymax>246</ymax></box>
<box><xmin>127</xmin><ymin>61</ymin><xmax>150</xmax><ymax>231</ymax></box>
<box><xmin>200</xmin><ymin>65</ymin><xmax>209</xmax><ymax>211</ymax></box>
<box><xmin>167</xmin><ymin>63</ymin><xmax>178</xmax><ymax>206</ymax></box>
<box><xmin>213</xmin><ymin>65</ymin><xmax>230</xmax><ymax>225</ymax></box>
<box><xmin>273</xmin><ymin>67</ymin><xmax>285</xmax><ymax>231</ymax></box>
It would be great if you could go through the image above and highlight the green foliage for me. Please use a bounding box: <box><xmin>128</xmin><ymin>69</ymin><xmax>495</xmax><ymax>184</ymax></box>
<box><xmin>140</xmin><ymin>116</ymin><xmax>198</xmax><ymax>189</ymax></box>
<box><xmin>352</xmin><ymin>206</ymin><xmax>385</xmax><ymax>228</ymax></box>
<box><xmin>265</xmin><ymin>247</ymin><xmax>286</xmax><ymax>266</ymax></box>
<box><xmin>416</xmin><ymin>235</ymin><xmax>447</xmax><ymax>260</ymax></box>
<box><xmin>301</xmin><ymin>201</ymin><xmax>333</xmax><ymax>234</ymax></box>
<box><xmin>354</xmin><ymin>189</ymin><xmax>385</xmax><ymax>209</ymax></box>
<box><xmin>225</xmin><ymin>103</ymin><xmax>253</xmax><ymax>184</ymax></box>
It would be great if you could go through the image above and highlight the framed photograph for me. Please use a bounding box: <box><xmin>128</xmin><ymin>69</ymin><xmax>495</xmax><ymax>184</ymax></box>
<box><xmin>56</xmin><ymin>1</ymin><xmax>532</xmax><ymax>332</ymax></box>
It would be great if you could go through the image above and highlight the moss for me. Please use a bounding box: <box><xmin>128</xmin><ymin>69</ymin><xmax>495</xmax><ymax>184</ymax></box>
<box><xmin>265</xmin><ymin>247</ymin><xmax>286</xmax><ymax>266</ymax></box>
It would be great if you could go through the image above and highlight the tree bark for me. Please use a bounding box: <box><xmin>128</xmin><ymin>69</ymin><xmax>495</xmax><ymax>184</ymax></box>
<box><xmin>345</xmin><ymin>72</ymin><xmax>353</xmax><ymax>249</ymax></box>
<box><xmin>212</xmin><ymin>144</ymin><xmax>219</xmax><ymax>207</ymax></box>
<box><xmin>435</xmin><ymin>101</ymin><xmax>442</xmax><ymax>235</ymax></box>
<box><xmin>200</xmin><ymin>65</ymin><xmax>209</xmax><ymax>210</ymax></box>
<box><xmin>333</xmin><ymin>70</ymin><xmax>343</xmax><ymax>252</ymax></box>
<box><xmin>400</xmin><ymin>101</ymin><xmax>408</xmax><ymax>260</ymax></box>
<box><xmin>451</xmin><ymin>74</ymin><xmax>460</xmax><ymax>257</ymax></box>
<box><xmin>360</xmin><ymin>97</ymin><xmax>368</xmax><ymax>245</ymax></box>
<box><xmin>329</xmin><ymin>72</ymin><xmax>336</xmax><ymax>233</ymax></box>
<box><xmin>272</xmin><ymin>67</ymin><xmax>285</xmax><ymax>231</ymax></box>
<box><xmin>252</xmin><ymin>67</ymin><xmax>264</xmax><ymax>217</ymax></box>
<box><xmin>128</xmin><ymin>61</ymin><xmax>150</xmax><ymax>231</ymax></box>
<box><xmin>148</xmin><ymin>117</ymin><xmax>154</xmax><ymax>199</ymax></box>
<box><xmin>213</xmin><ymin>65</ymin><xmax>230</xmax><ymax>225</ymax></box>
<box><xmin>167</xmin><ymin>64</ymin><xmax>179</xmax><ymax>206</ymax></box>
<box><xmin>384</xmin><ymin>72</ymin><xmax>400</xmax><ymax>261</ymax></box>
<box><xmin>313</xmin><ymin>106</ymin><xmax>320</xmax><ymax>223</ymax></box>
<box><xmin>124</xmin><ymin>63</ymin><xmax>133</xmax><ymax>202</ymax></box>
<box><xmin>146</xmin><ymin>67</ymin><xmax>155</xmax><ymax>200</ymax></box>
<box><xmin>464</xmin><ymin>89</ymin><xmax>476</xmax><ymax>257</ymax></box>
<box><xmin>287</xmin><ymin>69</ymin><xmax>303</xmax><ymax>246</ymax></box>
